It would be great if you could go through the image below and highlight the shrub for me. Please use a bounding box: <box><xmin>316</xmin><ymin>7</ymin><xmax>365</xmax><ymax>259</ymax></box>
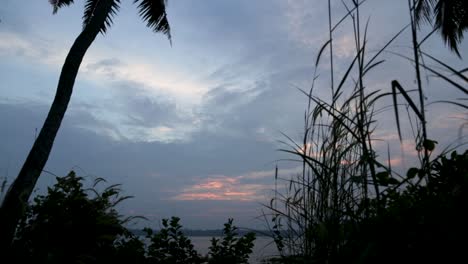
<box><xmin>208</xmin><ymin>218</ymin><xmax>256</xmax><ymax>264</ymax></box>
<box><xmin>146</xmin><ymin>217</ymin><xmax>256</xmax><ymax>264</ymax></box>
<box><xmin>145</xmin><ymin>216</ymin><xmax>204</xmax><ymax>264</ymax></box>
<box><xmin>12</xmin><ymin>171</ymin><xmax>139</xmax><ymax>264</ymax></box>
<box><xmin>10</xmin><ymin>171</ymin><xmax>257</xmax><ymax>264</ymax></box>
<box><xmin>344</xmin><ymin>150</ymin><xmax>468</xmax><ymax>263</ymax></box>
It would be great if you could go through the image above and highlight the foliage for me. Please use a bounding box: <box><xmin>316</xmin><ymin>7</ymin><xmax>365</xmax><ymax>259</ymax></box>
<box><xmin>208</xmin><ymin>218</ymin><xmax>256</xmax><ymax>264</ymax></box>
<box><xmin>10</xmin><ymin>172</ymin><xmax>257</xmax><ymax>264</ymax></box>
<box><xmin>49</xmin><ymin>0</ymin><xmax>171</xmax><ymax>36</ymax></box>
<box><xmin>11</xmin><ymin>171</ymin><xmax>139</xmax><ymax>264</ymax></box>
<box><xmin>340</xmin><ymin>150</ymin><xmax>468</xmax><ymax>263</ymax></box>
<box><xmin>145</xmin><ymin>217</ymin><xmax>256</xmax><ymax>264</ymax></box>
<box><xmin>0</xmin><ymin>0</ymin><xmax>171</xmax><ymax>251</ymax></box>
<box><xmin>265</xmin><ymin>1</ymin><xmax>390</xmax><ymax>260</ymax></box>
<box><xmin>145</xmin><ymin>217</ymin><xmax>204</xmax><ymax>264</ymax></box>
<box><xmin>414</xmin><ymin>0</ymin><xmax>468</xmax><ymax>56</ymax></box>
<box><xmin>263</xmin><ymin>0</ymin><xmax>467</xmax><ymax>263</ymax></box>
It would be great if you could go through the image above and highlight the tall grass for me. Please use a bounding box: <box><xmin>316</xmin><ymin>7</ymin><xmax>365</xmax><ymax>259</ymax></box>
<box><xmin>263</xmin><ymin>0</ymin><xmax>467</xmax><ymax>263</ymax></box>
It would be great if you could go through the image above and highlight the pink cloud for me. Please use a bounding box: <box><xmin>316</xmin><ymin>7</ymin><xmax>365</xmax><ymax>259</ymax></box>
<box><xmin>176</xmin><ymin>193</ymin><xmax>226</xmax><ymax>200</ymax></box>
<box><xmin>171</xmin><ymin>168</ymin><xmax>300</xmax><ymax>202</ymax></box>
<box><xmin>388</xmin><ymin>157</ymin><xmax>403</xmax><ymax>167</ymax></box>
<box><xmin>400</xmin><ymin>139</ymin><xmax>419</xmax><ymax>156</ymax></box>
<box><xmin>173</xmin><ymin>175</ymin><xmax>265</xmax><ymax>201</ymax></box>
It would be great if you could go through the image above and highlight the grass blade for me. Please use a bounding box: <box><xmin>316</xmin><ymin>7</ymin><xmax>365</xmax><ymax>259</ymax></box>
<box><xmin>316</xmin><ymin>40</ymin><xmax>331</xmax><ymax>67</ymax></box>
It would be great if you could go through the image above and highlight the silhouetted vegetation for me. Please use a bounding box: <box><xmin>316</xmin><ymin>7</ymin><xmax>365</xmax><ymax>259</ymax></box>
<box><xmin>266</xmin><ymin>149</ymin><xmax>468</xmax><ymax>264</ymax></box>
<box><xmin>339</xmin><ymin>150</ymin><xmax>468</xmax><ymax>264</ymax></box>
<box><xmin>9</xmin><ymin>171</ymin><xmax>256</xmax><ymax>264</ymax></box>
<box><xmin>11</xmin><ymin>171</ymin><xmax>141</xmax><ymax>263</ymax></box>
<box><xmin>263</xmin><ymin>0</ymin><xmax>467</xmax><ymax>263</ymax></box>
<box><xmin>0</xmin><ymin>0</ymin><xmax>171</xmax><ymax>249</ymax></box>
<box><xmin>208</xmin><ymin>219</ymin><xmax>256</xmax><ymax>264</ymax></box>
<box><xmin>414</xmin><ymin>0</ymin><xmax>468</xmax><ymax>56</ymax></box>
<box><xmin>1</xmin><ymin>0</ymin><xmax>466</xmax><ymax>263</ymax></box>
<box><xmin>145</xmin><ymin>217</ymin><xmax>204</xmax><ymax>264</ymax></box>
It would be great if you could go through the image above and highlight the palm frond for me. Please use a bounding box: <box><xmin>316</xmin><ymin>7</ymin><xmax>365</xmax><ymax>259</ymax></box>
<box><xmin>414</xmin><ymin>0</ymin><xmax>436</xmax><ymax>26</ymax></box>
<box><xmin>433</xmin><ymin>0</ymin><xmax>468</xmax><ymax>56</ymax></box>
<box><xmin>134</xmin><ymin>0</ymin><xmax>171</xmax><ymax>42</ymax></box>
<box><xmin>414</xmin><ymin>0</ymin><xmax>468</xmax><ymax>57</ymax></box>
<box><xmin>83</xmin><ymin>0</ymin><xmax>120</xmax><ymax>34</ymax></box>
<box><xmin>49</xmin><ymin>0</ymin><xmax>75</xmax><ymax>14</ymax></box>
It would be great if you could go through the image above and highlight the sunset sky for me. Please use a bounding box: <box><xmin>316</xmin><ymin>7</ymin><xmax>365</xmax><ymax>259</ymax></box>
<box><xmin>0</xmin><ymin>0</ymin><xmax>466</xmax><ymax>229</ymax></box>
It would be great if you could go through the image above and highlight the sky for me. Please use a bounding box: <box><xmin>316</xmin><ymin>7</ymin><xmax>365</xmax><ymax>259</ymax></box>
<box><xmin>0</xmin><ymin>0</ymin><xmax>466</xmax><ymax>229</ymax></box>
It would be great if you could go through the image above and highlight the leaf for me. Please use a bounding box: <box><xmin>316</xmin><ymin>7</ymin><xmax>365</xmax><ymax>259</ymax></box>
<box><xmin>315</xmin><ymin>39</ymin><xmax>331</xmax><ymax>67</ymax></box>
<box><xmin>350</xmin><ymin>176</ymin><xmax>362</xmax><ymax>183</ymax></box>
<box><xmin>365</xmin><ymin>25</ymin><xmax>409</xmax><ymax>71</ymax></box>
<box><xmin>407</xmin><ymin>167</ymin><xmax>419</xmax><ymax>179</ymax></box>
<box><xmin>423</xmin><ymin>139</ymin><xmax>438</xmax><ymax>151</ymax></box>
<box><xmin>391</xmin><ymin>52</ymin><xmax>468</xmax><ymax>94</ymax></box>
<box><xmin>432</xmin><ymin>0</ymin><xmax>466</xmax><ymax>57</ymax></box>
<box><xmin>414</xmin><ymin>0</ymin><xmax>436</xmax><ymax>25</ymax></box>
<box><xmin>49</xmin><ymin>0</ymin><xmax>75</xmax><ymax>14</ymax></box>
<box><xmin>391</xmin><ymin>80</ymin><xmax>424</xmax><ymax>141</ymax></box>
<box><xmin>391</xmin><ymin>81</ymin><xmax>402</xmax><ymax>141</ymax></box>
<box><xmin>421</xmin><ymin>64</ymin><xmax>468</xmax><ymax>94</ymax></box>
<box><xmin>421</xmin><ymin>52</ymin><xmax>468</xmax><ymax>83</ymax></box>
<box><xmin>376</xmin><ymin>171</ymin><xmax>390</xmax><ymax>181</ymax></box>
<box><xmin>387</xmin><ymin>178</ymin><xmax>400</xmax><ymax>185</ymax></box>
<box><xmin>334</xmin><ymin>47</ymin><xmax>363</xmax><ymax>101</ymax></box>
<box><xmin>331</xmin><ymin>0</ymin><xmax>368</xmax><ymax>32</ymax></box>
<box><xmin>135</xmin><ymin>0</ymin><xmax>171</xmax><ymax>42</ymax></box>
<box><xmin>83</xmin><ymin>0</ymin><xmax>121</xmax><ymax>34</ymax></box>
<box><xmin>376</xmin><ymin>171</ymin><xmax>390</xmax><ymax>186</ymax></box>
<box><xmin>429</xmin><ymin>100</ymin><xmax>468</xmax><ymax>110</ymax></box>
<box><xmin>363</xmin><ymin>60</ymin><xmax>385</xmax><ymax>76</ymax></box>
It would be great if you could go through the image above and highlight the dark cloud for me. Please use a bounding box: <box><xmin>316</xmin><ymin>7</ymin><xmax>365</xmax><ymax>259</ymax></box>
<box><xmin>82</xmin><ymin>58</ymin><xmax>189</xmax><ymax>131</ymax></box>
<box><xmin>199</xmin><ymin>65</ymin><xmax>315</xmax><ymax>142</ymax></box>
<box><xmin>85</xmin><ymin>58</ymin><xmax>123</xmax><ymax>79</ymax></box>
<box><xmin>114</xmin><ymin>82</ymin><xmax>185</xmax><ymax>129</ymax></box>
<box><xmin>1</xmin><ymin>0</ymin><xmax>466</xmax><ymax>231</ymax></box>
<box><xmin>0</xmin><ymin>102</ymin><xmax>283</xmax><ymax>228</ymax></box>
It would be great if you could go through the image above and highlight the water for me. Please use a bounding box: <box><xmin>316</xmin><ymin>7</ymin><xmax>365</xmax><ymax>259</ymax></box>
<box><xmin>190</xmin><ymin>236</ymin><xmax>279</xmax><ymax>264</ymax></box>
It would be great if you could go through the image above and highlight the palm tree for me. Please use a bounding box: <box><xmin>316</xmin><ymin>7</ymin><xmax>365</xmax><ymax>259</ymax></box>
<box><xmin>0</xmin><ymin>0</ymin><xmax>171</xmax><ymax>250</ymax></box>
<box><xmin>414</xmin><ymin>0</ymin><xmax>468</xmax><ymax>56</ymax></box>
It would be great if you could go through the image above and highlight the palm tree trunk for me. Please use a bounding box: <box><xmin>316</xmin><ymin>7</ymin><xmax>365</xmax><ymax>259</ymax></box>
<box><xmin>0</xmin><ymin>0</ymin><xmax>114</xmax><ymax>252</ymax></box>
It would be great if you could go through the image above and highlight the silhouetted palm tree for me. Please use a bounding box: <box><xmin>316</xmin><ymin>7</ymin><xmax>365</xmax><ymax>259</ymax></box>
<box><xmin>0</xmin><ymin>0</ymin><xmax>170</xmax><ymax>251</ymax></box>
<box><xmin>414</xmin><ymin>0</ymin><xmax>468</xmax><ymax>56</ymax></box>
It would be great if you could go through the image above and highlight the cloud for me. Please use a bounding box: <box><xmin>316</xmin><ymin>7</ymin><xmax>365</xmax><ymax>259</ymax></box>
<box><xmin>197</xmin><ymin>64</ymin><xmax>314</xmax><ymax>143</ymax></box>
<box><xmin>0</xmin><ymin>30</ymin><xmax>207</xmax><ymax>105</ymax></box>
<box><xmin>82</xmin><ymin>57</ymin><xmax>209</xmax><ymax>106</ymax></box>
<box><xmin>0</xmin><ymin>100</ymin><xmax>283</xmax><ymax>188</ymax></box>
<box><xmin>2</xmin><ymin>0</ymin><xmax>323</xmax><ymax>145</ymax></box>
<box><xmin>0</xmin><ymin>28</ymin><xmax>309</xmax><ymax>144</ymax></box>
<box><xmin>172</xmin><ymin>167</ymin><xmax>300</xmax><ymax>202</ymax></box>
<box><xmin>334</xmin><ymin>34</ymin><xmax>356</xmax><ymax>58</ymax></box>
<box><xmin>388</xmin><ymin>157</ymin><xmax>403</xmax><ymax>167</ymax></box>
<box><xmin>0</xmin><ymin>31</ymin><xmax>210</xmax><ymax>142</ymax></box>
<box><xmin>281</xmin><ymin>0</ymin><xmax>326</xmax><ymax>48</ymax></box>
<box><xmin>0</xmin><ymin>31</ymin><xmax>66</xmax><ymax>66</ymax></box>
<box><xmin>173</xmin><ymin>175</ymin><xmax>269</xmax><ymax>201</ymax></box>
<box><xmin>0</xmin><ymin>101</ymin><xmax>285</xmax><ymax>228</ymax></box>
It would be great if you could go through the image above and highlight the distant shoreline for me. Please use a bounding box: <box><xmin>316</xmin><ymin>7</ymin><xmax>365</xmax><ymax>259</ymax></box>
<box><xmin>130</xmin><ymin>228</ymin><xmax>272</xmax><ymax>237</ymax></box>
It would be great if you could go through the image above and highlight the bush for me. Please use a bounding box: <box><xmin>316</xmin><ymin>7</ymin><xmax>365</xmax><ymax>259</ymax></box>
<box><xmin>11</xmin><ymin>171</ymin><xmax>257</xmax><ymax>264</ymax></box>
<box><xmin>12</xmin><ymin>171</ymin><xmax>140</xmax><ymax>264</ymax></box>
<box><xmin>338</xmin><ymin>150</ymin><xmax>468</xmax><ymax>264</ymax></box>
<box><xmin>145</xmin><ymin>217</ymin><xmax>256</xmax><ymax>264</ymax></box>
<box><xmin>145</xmin><ymin>217</ymin><xmax>204</xmax><ymax>264</ymax></box>
<box><xmin>208</xmin><ymin>218</ymin><xmax>256</xmax><ymax>264</ymax></box>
